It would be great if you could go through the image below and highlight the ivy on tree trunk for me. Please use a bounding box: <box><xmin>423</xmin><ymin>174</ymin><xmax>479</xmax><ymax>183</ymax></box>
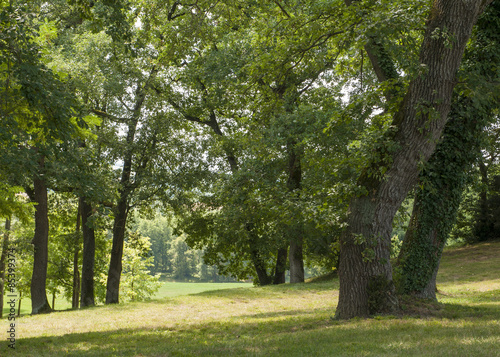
<box><xmin>396</xmin><ymin>0</ymin><xmax>500</xmax><ymax>298</ymax></box>
<box><xmin>335</xmin><ymin>0</ymin><xmax>492</xmax><ymax>319</ymax></box>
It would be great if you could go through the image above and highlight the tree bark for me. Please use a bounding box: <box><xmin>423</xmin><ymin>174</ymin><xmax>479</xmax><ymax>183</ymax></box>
<box><xmin>80</xmin><ymin>197</ymin><xmax>96</xmax><ymax>307</ymax></box>
<box><xmin>397</xmin><ymin>0</ymin><xmax>499</xmax><ymax>298</ymax></box>
<box><xmin>335</xmin><ymin>0</ymin><xmax>490</xmax><ymax>319</ymax></box>
<box><xmin>289</xmin><ymin>235</ymin><xmax>304</xmax><ymax>283</ymax></box>
<box><xmin>0</xmin><ymin>218</ymin><xmax>11</xmax><ymax>318</ymax></box>
<box><xmin>273</xmin><ymin>247</ymin><xmax>287</xmax><ymax>284</ymax></box>
<box><xmin>249</xmin><ymin>247</ymin><xmax>273</xmax><ymax>285</ymax></box>
<box><xmin>287</xmin><ymin>140</ymin><xmax>305</xmax><ymax>283</ymax></box>
<box><xmin>31</xmin><ymin>156</ymin><xmax>52</xmax><ymax>314</ymax></box>
<box><xmin>72</xmin><ymin>202</ymin><xmax>81</xmax><ymax>309</ymax></box>
<box><xmin>105</xmin><ymin>67</ymin><xmax>157</xmax><ymax>304</ymax></box>
<box><xmin>105</xmin><ymin>187</ymin><xmax>131</xmax><ymax>304</ymax></box>
<box><xmin>397</xmin><ymin>99</ymin><xmax>489</xmax><ymax>299</ymax></box>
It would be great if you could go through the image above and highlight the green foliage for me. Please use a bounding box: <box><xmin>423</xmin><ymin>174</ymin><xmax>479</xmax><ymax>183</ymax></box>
<box><xmin>1</xmin><ymin>0</ymin><xmax>496</xmax><ymax>312</ymax></box>
<box><xmin>0</xmin><ymin>182</ymin><xmax>32</xmax><ymax>223</ymax></box>
<box><xmin>119</xmin><ymin>233</ymin><xmax>161</xmax><ymax>302</ymax></box>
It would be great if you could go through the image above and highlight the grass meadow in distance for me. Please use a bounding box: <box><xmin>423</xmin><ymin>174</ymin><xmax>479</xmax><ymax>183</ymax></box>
<box><xmin>2</xmin><ymin>282</ymin><xmax>253</xmax><ymax>316</ymax></box>
<box><xmin>2</xmin><ymin>240</ymin><xmax>500</xmax><ymax>356</ymax></box>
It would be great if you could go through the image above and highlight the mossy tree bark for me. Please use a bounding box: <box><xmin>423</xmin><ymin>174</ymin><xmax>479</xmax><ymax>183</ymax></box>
<box><xmin>397</xmin><ymin>99</ymin><xmax>484</xmax><ymax>299</ymax></box>
<box><xmin>397</xmin><ymin>0</ymin><xmax>500</xmax><ymax>298</ymax></box>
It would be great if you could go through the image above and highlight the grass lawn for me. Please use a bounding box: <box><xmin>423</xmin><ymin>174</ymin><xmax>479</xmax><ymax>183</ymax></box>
<box><xmin>2</xmin><ymin>240</ymin><xmax>500</xmax><ymax>356</ymax></box>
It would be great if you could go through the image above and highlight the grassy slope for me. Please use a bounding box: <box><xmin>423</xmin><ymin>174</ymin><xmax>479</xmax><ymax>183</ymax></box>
<box><xmin>3</xmin><ymin>240</ymin><xmax>500</xmax><ymax>356</ymax></box>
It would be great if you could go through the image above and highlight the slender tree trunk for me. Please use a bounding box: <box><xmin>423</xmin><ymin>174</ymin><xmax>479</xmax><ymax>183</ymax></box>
<box><xmin>80</xmin><ymin>197</ymin><xmax>96</xmax><ymax>307</ymax></box>
<box><xmin>287</xmin><ymin>141</ymin><xmax>305</xmax><ymax>283</ymax></box>
<box><xmin>179</xmin><ymin>107</ymin><xmax>280</xmax><ymax>285</ymax></box>
<box><xmin>335</xmin><ymin>0</ymin><xmax>489</xmax><ymax>319</ymax></box>
<box><xmin>273</xmin><ymin>247</ymin><xmax>287</xmax><ymax>284</ymax></box>
<box><xmin>72</xmin><ymin>202</ymin><xmax>81</xmax><ymax>309</ymax></box>
<box><xmin>31</xmin><ymin>156</ymin><xmax>52</xmax><ymax>314</ymax></box>
<box><xmin>105</xmin><ymin>192</ymin><xmax>130</xmax><ymax>304</ymax></box>
<box><xmin>103</xmin><ymin>67</ymin><xmax>156</xmax><ymax>304</ymax></box>
<box><xmin>105</xmin><ymin>132</ymin><xmax>134</xmax><ymax>304</ymax></box>
<box><xmin>0</xmin><ymin>218</ymin><xmax>11</xmax><ymax>318</ymax></box>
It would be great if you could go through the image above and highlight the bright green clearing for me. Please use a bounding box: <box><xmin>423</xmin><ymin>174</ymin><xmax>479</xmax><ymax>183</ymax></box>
<box><xmin>153</xmin><ymin>282</ymin><xmax>253</xmax><ymax>299</ymax></box>
<box><xmin>3</xmin><ymin>240</ymin><xmax>500</xmax><ymax>356</ymax></box>
<box><xmin>3</xmin><ymin>282</ymin><xmax>253</xmax><ymax>316</ymax></box>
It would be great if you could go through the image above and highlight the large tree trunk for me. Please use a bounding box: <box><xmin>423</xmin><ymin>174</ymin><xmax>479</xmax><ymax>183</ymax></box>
<box><xmin>287</xmin><ymin>140</ymin><xmax>305</xmax><ymax>283</ymax></box>
<box><xmin>289</xmin><ymin>236</ymin><xmax>304</xmax><ymax>283</ymax></box>
<box><xmin>335</xmin><ymin>0</ymin><xmax>490</xmax><ymax>319</ymax></box>
<box><xmin>31</xmin><ymin>158</ymin><xmax>52</xmax><ymax>314</ymax></box>
<box><xmin>397</xmin><ymin>0</ymin><xmax>499</xmax><ymax>299</ymax></box>
<box><xmin>0</xmin><ymin>218</ymin><xmax>11</xmax><ymax>318</ymax></box>
<box><xmin>397</xmin><ymin>103</ymin><xmax>480</xmax><ymax>299</ymax></box>
<box><xmin>80</xmin><ymin>197</ymin><xmax>96</xmax><ymax>307</ymax></box>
